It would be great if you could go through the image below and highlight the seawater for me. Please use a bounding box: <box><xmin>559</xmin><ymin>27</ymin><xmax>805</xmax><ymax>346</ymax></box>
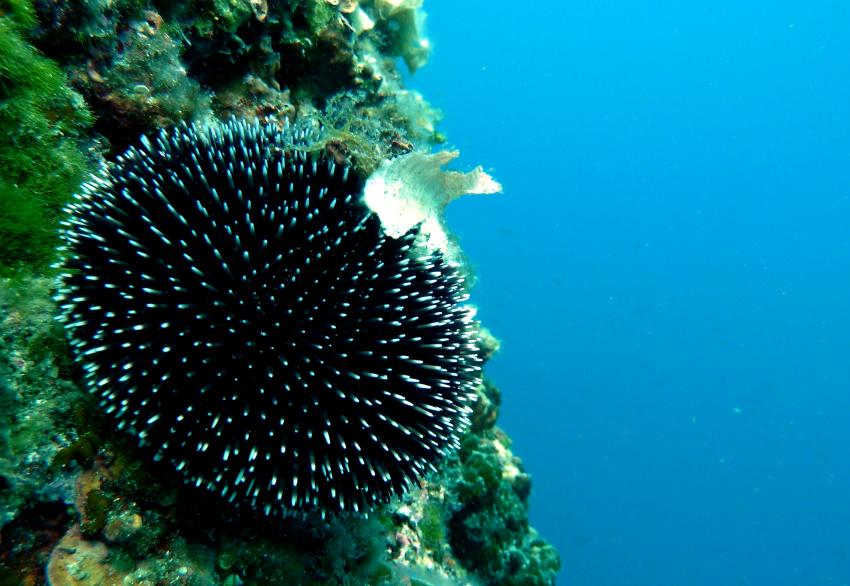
<box><xmin>412</xmin><ymin>1</ymin><xmax>850</xmax><ymax>584</ymax></box>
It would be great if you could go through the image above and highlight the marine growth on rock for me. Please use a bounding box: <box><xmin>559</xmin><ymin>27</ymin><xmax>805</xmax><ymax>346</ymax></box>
<box><xmin>57</xmin><ymin>118</ymin><xmax>481</xmax><ymax>516</ymax></box>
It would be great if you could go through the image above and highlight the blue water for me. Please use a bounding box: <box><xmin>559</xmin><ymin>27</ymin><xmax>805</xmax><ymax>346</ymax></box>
<box><xmin>410</xmin><ymin>2</ymin><xmax>850</xmax><ymax>584</ymax></box>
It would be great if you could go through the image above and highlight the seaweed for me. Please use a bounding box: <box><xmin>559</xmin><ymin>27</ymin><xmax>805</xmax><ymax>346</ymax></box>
<box><xmin>0</xmin><ymin>2</ymin><xmax>92</xmax><ymax>277</ymax></box>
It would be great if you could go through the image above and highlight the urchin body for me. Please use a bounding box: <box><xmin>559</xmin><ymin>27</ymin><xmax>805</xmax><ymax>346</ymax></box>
<box><xmin>58</xmin><ymin>119</ymin><xmax>480</xmax><ymax>515</ymax></box>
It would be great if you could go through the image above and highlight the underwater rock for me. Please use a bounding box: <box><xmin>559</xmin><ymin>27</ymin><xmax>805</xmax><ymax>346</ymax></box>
<box><xmin>46</xmin><ymin>525</ymin><xmax>122</xmax><ymax>586</ymax></box>
<box><xmin>0</xmin><ymin>1</ymin><xmax>560</xmax><ymax>584</ymax></box>
<box><xmin>0</xmin><ymin>278</ymin><xmax>81</xmax><ymax>527</ymax></box>
<box><xmin>81</xmin><ymin>9</ymin><xmax>212</xmax><ymax>148</ymax></box>
<box><xmin>366</xmin><ymin>0</ymin><xmax>431</xmax><ymax>72</ymax></box>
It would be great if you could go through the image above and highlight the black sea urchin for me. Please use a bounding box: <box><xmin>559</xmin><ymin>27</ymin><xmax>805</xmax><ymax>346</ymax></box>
<box><xmin>58</xmin><ymin>119</ymin><xmax>480</xmax><ymax>515</ymax></box>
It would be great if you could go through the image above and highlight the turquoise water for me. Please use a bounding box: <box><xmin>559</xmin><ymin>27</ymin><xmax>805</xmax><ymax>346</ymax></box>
<box><xmin>413</xmin><ymin>2</ymin><xmax>850</xmax><ymax>584</ymax></box>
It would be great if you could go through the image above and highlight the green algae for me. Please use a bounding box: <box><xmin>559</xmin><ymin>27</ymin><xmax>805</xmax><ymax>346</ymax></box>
<box><xmin>187</xmin><ymin>0</ymin><xmax>254</xmax><ymax>37</ymax></box>
<box><xmin>80</xmin><ymin>490</ymin><xmax>109</xmax><ymax>538</ymax></box>
<box><xmin>418</xmin><ymin>501</ymin><xmax>446</xmax><ymax>560</ymax></box>
<box><xmin>51</xmin><ymin>433</ymin><xmax>99</xmax><ymax>471</ymax></box>
<box><xmin>0</xmin><ymin>3</ymin><xmax>92</xmax><ymax>277</ymax></box>
<box><xmin>0</xmin><ymin>0</ymin><xmax>35</xmax><ymax>28</ymax></box>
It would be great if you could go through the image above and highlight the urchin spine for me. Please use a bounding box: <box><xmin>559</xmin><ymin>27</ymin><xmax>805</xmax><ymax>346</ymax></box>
<box><xmin>58</xmin><ymin>119</ymin><xmax>481</xmax><ymax>515</ymax></box>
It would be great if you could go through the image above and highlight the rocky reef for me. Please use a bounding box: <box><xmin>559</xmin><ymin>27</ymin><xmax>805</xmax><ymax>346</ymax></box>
<box><xmin>0</xmin><ymin>1</ymin><xmax>560</xmax><ymax>584</ymax></box>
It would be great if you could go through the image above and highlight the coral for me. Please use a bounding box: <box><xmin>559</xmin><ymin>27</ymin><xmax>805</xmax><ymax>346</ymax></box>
<box><xmin>0</xmin><ymin>3</ymin><xmax>92</xmax><ymax>276</ymax></box>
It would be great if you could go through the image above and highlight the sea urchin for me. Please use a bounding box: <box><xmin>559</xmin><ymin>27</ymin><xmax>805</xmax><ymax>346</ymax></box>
<box><xmin>58</xmin><ymin>119</ymin><xmax>481</xmax><ymax>515</ymax></box>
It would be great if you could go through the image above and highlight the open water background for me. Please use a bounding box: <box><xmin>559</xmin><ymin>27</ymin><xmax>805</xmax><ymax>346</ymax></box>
<box><xmin>411</xmin><ymin>2</ymin><xmax>850</xmax><ymax>584</ymax></box>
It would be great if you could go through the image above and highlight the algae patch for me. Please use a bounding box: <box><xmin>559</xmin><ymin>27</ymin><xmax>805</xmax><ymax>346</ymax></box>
<box><xmin>0</xmin><ymin>5</ymin><xmax>92</xmax><ymax>276</ymax></box>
